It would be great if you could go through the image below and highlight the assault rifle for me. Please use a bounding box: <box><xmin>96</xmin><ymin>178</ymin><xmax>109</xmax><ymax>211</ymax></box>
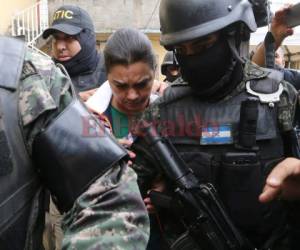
<box><xmin>141</xmin><ymin>125</ymin><xmax>253</xmax><ymax>250</ymax></box>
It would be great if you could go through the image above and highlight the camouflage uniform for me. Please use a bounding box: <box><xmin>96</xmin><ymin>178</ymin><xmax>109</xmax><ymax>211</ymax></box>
<box><xmin>19</xmin><ymin>48</ymin><xmax>149</xmax><ymax>250</ymax></box>
<box><xmin>131</xmin><ymin>61</ymin><xmax>299</xmax><ymax>249</ymax></box>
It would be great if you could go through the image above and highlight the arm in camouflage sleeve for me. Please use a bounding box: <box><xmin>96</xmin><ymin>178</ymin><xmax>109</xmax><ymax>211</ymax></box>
<box><xmin>19</xmin><ymin>49</ymin><xmax>149</xmax><ymax>249</ymax></box>
<box><xmin>62</xmin><ymin>162</ymin><xmax>149</xmax><ymax>250</ymax></box>
<box><xmin>277</xmin><ymin>79</ymin><xmax>299</xmax><ymax>132</ymax></box>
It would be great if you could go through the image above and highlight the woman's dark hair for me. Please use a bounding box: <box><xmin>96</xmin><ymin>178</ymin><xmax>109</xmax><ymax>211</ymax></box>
<box><xmin>104</xmin><ymin>28</ymin><xmax>156</xmax><ymax>72</ymax></box>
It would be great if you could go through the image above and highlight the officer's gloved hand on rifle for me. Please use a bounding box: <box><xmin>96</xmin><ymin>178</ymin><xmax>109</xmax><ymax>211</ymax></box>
<box><xmin>144</xmin><ymin>176</ymin><xmax>166</xmax><ymax>213</ymax></box>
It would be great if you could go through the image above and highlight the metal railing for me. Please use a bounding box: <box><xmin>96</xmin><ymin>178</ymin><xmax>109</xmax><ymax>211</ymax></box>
<box><xmin>11</xmin><ymin>0</ymin><xmax>49</xmax><ymax>46</ymax></box>
<box><xmin>27</xmin><ymin>43</ymin><xmax>51</xmax><ymax>58</ymax></box>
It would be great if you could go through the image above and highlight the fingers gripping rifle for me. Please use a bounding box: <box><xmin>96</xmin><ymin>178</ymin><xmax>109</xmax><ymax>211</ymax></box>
<box><xmin>141</xmin><ymin>125</ymin><xmax>253</xmax><ymax>250</ymax></box>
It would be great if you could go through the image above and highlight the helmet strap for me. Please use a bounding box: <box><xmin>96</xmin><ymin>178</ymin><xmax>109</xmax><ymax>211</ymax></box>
<box><xmin>172</xmin><ymin>49</ymin><xmax>179</xmax><ymax>66</ymax></box>
<box><xmin>226</xmin><ymin>36</ymin><xmax>245</xmax><ymax>64</ymax></box>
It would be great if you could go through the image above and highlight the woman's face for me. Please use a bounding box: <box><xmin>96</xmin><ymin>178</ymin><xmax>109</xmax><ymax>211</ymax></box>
<box><xmin>108</xmin><ymin>62</ymin><xmax>155</xmax><ymax>115</ymax></box>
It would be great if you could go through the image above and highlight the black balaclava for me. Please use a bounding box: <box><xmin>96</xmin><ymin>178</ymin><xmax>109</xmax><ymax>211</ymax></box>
<box><xmin>175</xmin><ymin>36</ymin><xmax>243</xmax><ymax>100</ymax></box>
<box><xmin>54</xmin><ymin>29</ymin><xmax>99</xmax><ymax>77</ymax></box>
<box><xmin>165</xmin><ymin>69</ymin><xmax>181</xmax><ymax>83</ymax></box>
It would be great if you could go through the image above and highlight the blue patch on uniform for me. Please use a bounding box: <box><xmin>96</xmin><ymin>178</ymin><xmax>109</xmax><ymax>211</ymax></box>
<box><xmin>200</xmin><ymin>124</ymin><xmax>233</xmax><ymax>145</ymax></box>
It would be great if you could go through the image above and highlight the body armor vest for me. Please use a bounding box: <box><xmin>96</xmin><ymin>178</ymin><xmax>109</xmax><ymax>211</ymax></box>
<box><xmin>0</xmin><ymin>38</ymin><xmax>42</xmax><ymax>250</ymax></box>
<box><xmin>157</xmin><ymin>69</ymin><xmax>290</xmax><ymax>247</ymax></box>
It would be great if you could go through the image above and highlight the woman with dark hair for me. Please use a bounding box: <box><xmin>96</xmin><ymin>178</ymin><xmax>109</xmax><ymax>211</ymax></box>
<box><xmin>86</xmin><ymin>28</ymin><xmax>162</xmax><ymax>250</ymax></box>
<box><xmin>86</xmin><ymin>28</ymin><xmax>158</xmax><ymax>139</ymax></box>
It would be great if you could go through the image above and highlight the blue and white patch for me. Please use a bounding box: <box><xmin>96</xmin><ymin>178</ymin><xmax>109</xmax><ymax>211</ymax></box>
<box><xmin>200</xmin><ymin>124</ymin><xmax>233</xmax><ymax>145</ymax></box>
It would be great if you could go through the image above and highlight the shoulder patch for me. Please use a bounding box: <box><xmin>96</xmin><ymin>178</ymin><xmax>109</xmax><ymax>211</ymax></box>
<box><xmin>21</xmin><ymin>60</ymin><xmax>37</xmax><ymax>80</ymax></box>
<box><xmin>244</xmin><ymin>61</ymin><xmax>269</xmax><ymax>81</ymax></box>
<box><xmin>24</xmin><ymin>48</ymin><xmax>53</xmax><ymax>77</ymax></box>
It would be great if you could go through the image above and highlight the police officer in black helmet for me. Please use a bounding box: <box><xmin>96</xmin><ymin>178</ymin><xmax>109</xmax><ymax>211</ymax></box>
<box><xmin>132</xmin><ymin>0</ymin><xmax>300</xmax><ymax>249</ymax></box>
<box><xmin>161</xmin><ymin>51</ymin><xmax>180</xmax><ymax>83</ymax></box>
<box><xmin>159</xmin><ymin>0</ymin><xmax>258</xmax><ymax>100</ymax></box>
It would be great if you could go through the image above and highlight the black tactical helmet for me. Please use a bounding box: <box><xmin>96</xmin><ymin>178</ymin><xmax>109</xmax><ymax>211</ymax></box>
<box><xmin>161</xmin><ymin>51</ymin><xmax>178</xmax><ymax>75</ymax></box>
<box><xmin>159</xmin><ymin>0</ymin><xmax>257</xmax><ymax>48</ymax></box>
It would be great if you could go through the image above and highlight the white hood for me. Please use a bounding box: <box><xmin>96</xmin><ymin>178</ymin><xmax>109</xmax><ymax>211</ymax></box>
<box><xmin>85</xmin><ymin>80</ymin><xmax>159</xmax><ymax>114</ymax></box>
<box><xmin>85</xmin><ymin>80</ymin><xmax>112</xmax><ymax>114</ymax></box>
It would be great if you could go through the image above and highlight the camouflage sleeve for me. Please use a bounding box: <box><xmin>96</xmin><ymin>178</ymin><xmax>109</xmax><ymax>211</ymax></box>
<box><xmin>61</xmin><ymin>162</ymin><xmax>149</xmax><ymax>250</ymax></box>
<box><xmin>19</xmin><ymin>48</ymin><xmax>149</xmax><ymax>249</ymax></box>
<box><xmin>19</xmin><ymin>49</ymin><xmax>71</xmax><ymax>152</ymax></box>
<box><xmin>278</xmin><ymin>79</ymin><xmax>299</xmax><ymax>131</ymax></box>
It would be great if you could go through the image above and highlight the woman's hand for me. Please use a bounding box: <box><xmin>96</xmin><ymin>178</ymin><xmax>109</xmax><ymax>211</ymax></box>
<box><xmin>144</xmin><ymin>177</ymin><xmax>166</xmax><ymax>213</ymax></box>
<box><xmin>79</xmin><ymin>88</ymin><xmax>97</xmax><ymax>102</ymax></box>
<box><xmin>118</xmin><ymin>138</ymin><xmax>136</xmax><ymax>165</ymax></box>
